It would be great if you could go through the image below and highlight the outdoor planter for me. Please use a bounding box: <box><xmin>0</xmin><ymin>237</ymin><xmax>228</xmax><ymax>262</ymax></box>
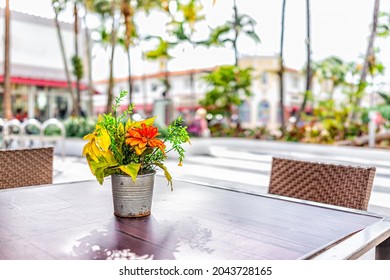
<box><xmin>82</xmin><ymin>91</ymin><xmax>190</xmax><ymax>218</ymax></box>
<box><xmin>111</xmin><ymin>172</ymin><xmax>156</xmax><ymax>217</ymax></box>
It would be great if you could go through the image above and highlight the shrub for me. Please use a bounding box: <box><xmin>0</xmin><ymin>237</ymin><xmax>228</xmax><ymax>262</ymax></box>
<box><xmin>65</xmin><ymin>117</ymin><xmax>96</xmax><ymax>138</ymax></box>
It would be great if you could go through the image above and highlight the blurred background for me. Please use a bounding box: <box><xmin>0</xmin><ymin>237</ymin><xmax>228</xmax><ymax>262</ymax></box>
<box><xmin>1</xmin><ymin>0</ymin><xmax>390</xmax><ymax>147</ymax></box>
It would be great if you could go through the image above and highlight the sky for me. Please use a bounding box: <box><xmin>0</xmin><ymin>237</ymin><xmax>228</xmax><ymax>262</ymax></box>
<box><xmin>1</xmin><ymin>0</ymin><xmax>390</xmax><ymax>81</ymax></box>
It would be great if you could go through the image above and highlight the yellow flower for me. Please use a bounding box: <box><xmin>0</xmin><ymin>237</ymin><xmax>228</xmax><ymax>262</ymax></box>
<box><xmin>82</xmin><ymin>125</ymin><xmax>111</xmax><ymax>162</ymax></box>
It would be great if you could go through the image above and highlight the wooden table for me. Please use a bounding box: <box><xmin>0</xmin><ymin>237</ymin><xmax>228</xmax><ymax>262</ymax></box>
<box><xmin>0</xmin><ymin>176</ymin><xmax>389</xmax><ymax>260</ymax></box>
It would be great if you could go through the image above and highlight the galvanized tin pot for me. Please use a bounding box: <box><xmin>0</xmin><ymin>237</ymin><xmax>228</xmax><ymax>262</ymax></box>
<box><xmin>111</xmin><ymin>171</ymin><xmax>156</xmax><ymax>218</ymax></box>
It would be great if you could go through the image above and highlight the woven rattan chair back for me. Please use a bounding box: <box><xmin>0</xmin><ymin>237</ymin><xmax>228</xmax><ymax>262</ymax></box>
<box><xmin>0</xmin><ymin>147</ymin><xmax>53</xmax><ymax>189</ymax></box>
<box><xmin>268</xmin><ymin>157</ymin><xmax>376</xmax><ymax>210</ymax></box>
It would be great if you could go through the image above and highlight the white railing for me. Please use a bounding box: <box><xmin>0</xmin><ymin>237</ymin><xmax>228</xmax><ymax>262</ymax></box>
<box><xmin>0</xmin><ymin>118</ymin><xmax>65</xmax><ymax>159</ymax></box>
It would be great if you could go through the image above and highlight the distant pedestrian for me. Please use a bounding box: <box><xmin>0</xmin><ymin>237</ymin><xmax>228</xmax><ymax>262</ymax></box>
<box><xmin>194</xmin><ymin>108</ymin><xmax>210</xmax><ymax>137</ymax></box>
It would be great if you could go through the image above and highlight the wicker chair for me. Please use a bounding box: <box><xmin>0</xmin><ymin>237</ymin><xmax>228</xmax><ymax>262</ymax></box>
<box><xmin>268</xmin><ymin>157</ymin><xmax>376</xmax><ymax>210</ymax></box>
<box><xmin>0</xmin><ymin>147</ymin><xmax>53</xmax><ymax>189</ymax></box>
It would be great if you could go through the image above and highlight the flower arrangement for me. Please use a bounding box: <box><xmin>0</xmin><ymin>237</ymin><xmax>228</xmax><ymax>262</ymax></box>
<box><xmin>82</xmin><ymin>91</ymin><xmax>190</xmax><ymax>189</ymax></box>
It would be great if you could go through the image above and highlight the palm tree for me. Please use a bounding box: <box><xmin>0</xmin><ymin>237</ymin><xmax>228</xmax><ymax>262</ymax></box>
<box><xmin>89</xmin><ymin>0</ymin><xmax>162</xmax><ymax>113</ymax></box>
<box><xmin>202</xmin><ymin>0</ymin><xmax>260</xmax><ymax>66</ymax></box>
<box><xmin>296</xmin><ymin>0</ymin><xmax>312</xmax><ymax>124</ymax></box>
<box><xmin>145</xmin><ymin>37</ymin><xmax>173</xmax><ymax>98</ymax></box>
<box><xmin>52</xmin><ymin>0</ymin><xmax>76</xmax><ymax>114</ymax></box>
<box><xmin>119</xmin><ymin>0</ymin><xmax>136</xmax><ymax>107</ymax></box>
<box><xmin>86</xmin><ymin>0</ymin><xmax>120</xmax><ymax>113</ymax></box>
<box><xmin>82</xmin><ymin>0</ymin><xmax>94</xmax><ymax>116</ymax></box>
<box><xmin>232</xmin><ymin>0</ymin><xmax>239</xmax><ymax>66</ymax></box>
<box><xmin>313</xmin><ymin>56</ymin><xmax>348</xmax><ymax>99</ymax></box>
<box><xmin>351</xmin><ymin>0</ymin><xmax>380</xmax><ymax>121</ymax></box>
<box><xmin>136</xmin><ymin>0</ymin><xmax>162</xmax><ymax>12</ymax></box>
<box><xmin>72</xmin><ymin>0</ymin><xmax>84</xmax><ymax>116</ymax></box>
<box><xmin>377</xmin><ymin>10</ymin><xmax>390</xmax><ymax>97</ymax></box>
<box><xmin>197</xmin><ymin>0</ymin><xmax>259</xmax><ymax>125</ymax></box>
<box><xmin>119</xmin><ymin>0</ymin><xmax>164</xmax><ymax>108</ymax></box>
<box><xmin>105</xmin><ymin>0</ymin><xmax>118</xmax><ymax>113</ymax></box>
<box><xmin>278</xmin><ymin>0</ymin><xmax>287</xmax><ymax>134</ymax></box>
<box><xmin>84</xmin><ymin>0</ymin><xmax>117</xmax><ymax>114</ymax></box>
<box><xmin>143</xmin><ymin>1</ymin><xmax>192</xmax><ymax>101</ymax></box>
<box><xmin>377</xmin><ymin>11</ymin><xmax>390</xmax><ymax>38</ymax></box>
<box><xmin>170</xmin><ymin>0</ymin><xmax>205</xmax><ymax>104</ymax></box>
<box><xmin>3</xmin><ymin>0</ymin><xmax>11</xmax><ymax>119</ymax></box>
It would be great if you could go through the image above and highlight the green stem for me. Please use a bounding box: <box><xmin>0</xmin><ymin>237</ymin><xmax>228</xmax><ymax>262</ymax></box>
<box><xmin>149</xmin><ymin>145</ymin><xmax>171</xmax><ymax>158</ymax></box>
<box><xmin>140</xmin><ymin>155</ymin><xmax>145</xmax><ymax>174</ymax></box>
<box><xmin>165</xmin><ymin>147</ymin><xmax>175</xmax><ymax>154</ymax></box>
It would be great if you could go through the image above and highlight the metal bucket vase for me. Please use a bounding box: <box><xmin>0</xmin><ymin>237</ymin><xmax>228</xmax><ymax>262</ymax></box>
<box><xmin>111</xmin><ymin>171</ymin><xmax>156</xmax><ymax>218</ymax></box>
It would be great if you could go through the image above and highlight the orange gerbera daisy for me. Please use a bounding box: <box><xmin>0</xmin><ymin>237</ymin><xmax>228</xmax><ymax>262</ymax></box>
<box><xmin>125</xmin><ymin>123</ymin><xmax>166</xmax><ymax>155</ymax></box>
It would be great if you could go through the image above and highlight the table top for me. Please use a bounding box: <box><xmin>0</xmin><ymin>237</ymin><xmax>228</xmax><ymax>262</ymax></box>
<box><xmin>0</xmin><ymin>176</ymin><xmax>389</xmax><ymax>260</ymax></box>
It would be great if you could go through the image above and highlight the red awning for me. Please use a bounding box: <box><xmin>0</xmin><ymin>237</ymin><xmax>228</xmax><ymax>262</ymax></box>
<box><xmin>287</xmin><ymin>106</ymin><xmax>313</xmax><ymax>113</ymax></box>
<box><xmin>95</xmin><ymin>104</ymin><xmax>154</xmax><ymax>114</ymax></box>
<box><xmin>176</xmin><ymin>105</ymin><xmax>201</xmax><ymax>111</ymax></box>
<box><xmin>119</xmin><ymin>104</ymin><xmax>153</xmax><ymax>113</ymax></box>
<box><xmin>0</xmin><ymin>76</ymin><xmax>99</xmax><ymax>93</ymax></box>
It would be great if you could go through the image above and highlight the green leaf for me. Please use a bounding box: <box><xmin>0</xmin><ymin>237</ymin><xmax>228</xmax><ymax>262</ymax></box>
<box><xmin>71</xmin><ymin>55</ymin><xmax>84</xmax><ymax>79</ymax></box>
<box><xmin>144</xmin><ymin>37</ymin><xmax>172</xmax><ymax>60</ymax></box>
<box><xmin>96</xmin><ymin>169</ymin><xmax>104</xmax><ymax>185</ymax></box>
<box><xmin>164</xmin><ymin>117</ymin><xmax>190</xmax><ymax>165</ymax></box>
<box><xmin>378</xmin><ymin>92</ymin><xmax>390</xmax><ymax>105</ymax></box>
<box><xmin>119</xmin><ymin>163</ymin><xmax>141</xmax><ymax>182</ymax></box>
<box><xmin>86</xmin><ymin>154</ymin><xmax>106</xmax><ymax>175</ymax></box>
<box><xmin>244</xmin><ymin>30</ymin><xmax>261</xmax><ymax>43</ymax></box>
<box><xmin>200</xmin><ymin>65</ymin><xmax>254</xmax><ymax>114</ymax></box>
<box><xmin>154</xmin><ymin>162</ymin><xmax>173</xmax><ymax>191</ymax></box>
<box><xmin>103</xmin><ymin>167</ymin><xmax>120</xmax><ymax>178</ymax></box>
<box><xmin>86</xmin><ymin>154</ymin><xmax>118</xmax><ymax>185</ymax></box>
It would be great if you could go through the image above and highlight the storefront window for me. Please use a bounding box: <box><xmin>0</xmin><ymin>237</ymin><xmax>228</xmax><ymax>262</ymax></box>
<box><xmin>239</xmin><ymin>101</ymin><xmax>251</xmax><ymax>123</ymax></box>
<box><xmin>1</xmin><ymin>85</ymin><xmax>73</xmax><ymax>121</ymax></box>
<box><xmin>13</xmin><ymin>94</ymin><xmax>28</xmax><ymax>121</ymax></box>
<box><xmin>35</xmin><ymin>88</ymin><xmax>49</xmax><ymax>121</ymax></box>
<box><xmin>261</xmin><ymin>72</ymin><xmax>268</xmax><ymax>85</ymax></box>
<box><xmin>0</xmin><ymin>94</ymin><xmax>3</xmax><ymax>117</ymax></box>
<box><xmin>54</xmin><ymin>95</ymin><xmax>69</xmax><ymax>120</ymax></box>
<box><xmin>258</xmin><ymin>100</ymin><xmax>270</xmax><ymax>125</ymax></box>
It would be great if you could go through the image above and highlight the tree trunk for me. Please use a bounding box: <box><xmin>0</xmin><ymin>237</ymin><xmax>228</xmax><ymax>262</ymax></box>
<box><xmin>162</xmin><ymin>59</ymin><xmax>172</xmax><ymax>125</ymax></box>
<box><xmin>74</xmin><ymin>3</ymin><xmax>81</xmax><ymax>116</ymax></box>
<box><xmin>278</xmin><ymin>0</ymin><xmax>287</xmax><ymax>134</ymax></box>
<box><xmin>328</xmin><ymin>81</ymin><xmax>335</xmax><ymax>100</ymax></box>
<box><xmin>53</xmin><ymin>6</ymin><xmax>75</xmax><ymax>112</ymax></box>
<box><xmin>296</xmin><ymin>0</ymin><xmax>312</xmax><ymax>124</ymax></box>
<box><xmin>232</xmin><ymin>0</ymin><xmax>241</xmax><ymax>126</ymax></box>
<box><xmin>105</xmin><ymin>2</ymin><xmax>117</xmax><ymax>114</ymax></box>
<box><xmin>336</xmin><ymin>131</ymin><xmax>390</xmax><ymax>146</ymax></box>
<box><xmin>190</xmin><ymin>69</ymin><xmax>196</xmax><ymax>104</ymax></box>
<box><xmin>161</xmin><ymin>58</ymin><xmax>170</xmax><ymax>99</ymax></box>
<box><xmin>142</xmin><ymin>72</ymin><xmax>148</xmax><ymax>116</ymax></box>
<box><xmin>351</xmin><ymin>0</ymin><xmax>380</xmax><ymax>121</ymax></box>
<box><xmin>121</xmin><ymin>0</ymin><xmax>134</xmax><ymax>107</ymax></box>
<box><xmin>232</xmin><ymin>0</ymin><xmax>239</xmax><ymax>66</ymax></box>
<box><xmin>126</xmin><ymin>49</ymin><xmax>133</xmax><ymax>106</ymax></box>
<box><xmin>82</xmin><ymin>0</ymin><xmax>94</xmax><ymax>117</ymax></box>
<box><xmin>141</xmin><ymin>52</ymin><xmax>148</xmax><ymax>116</ymax></box>
<box><xmin>3</xmin><ymin>0</ymin><xmax>12</xmax><ymax>120</ymax></box>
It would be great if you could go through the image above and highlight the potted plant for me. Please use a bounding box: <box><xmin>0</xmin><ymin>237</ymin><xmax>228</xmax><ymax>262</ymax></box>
<box><xmin>82</xmin><ymin>91</ymin><xmax>190</xmax><ymax>217</ymax></box>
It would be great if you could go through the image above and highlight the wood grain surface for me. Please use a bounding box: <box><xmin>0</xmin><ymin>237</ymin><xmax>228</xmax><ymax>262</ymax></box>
<box><xmin>0</xmin><ymin>177</ymin><xmax>382</xmax><ymax>260</ymax></box>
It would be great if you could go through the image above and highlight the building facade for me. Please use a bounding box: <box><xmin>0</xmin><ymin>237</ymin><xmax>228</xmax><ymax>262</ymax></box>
<box><xmin>0</xmin><ymin>9</ymin><xmax>86</xmax><ymax>121</ymax></box>
<box><xmin>94</xmin><ymin>68</ymin><xmax>212</xmax><ymax>113</ymax></box>
<box><xmin>238</xmin><ymin>56</ymin><xmax>305</xmax><ymax>130</ymax></box>
<box><xmin>95</xmin><ymin>56</ymin><xmax>306</xmax><ymax>130</ymax></box>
